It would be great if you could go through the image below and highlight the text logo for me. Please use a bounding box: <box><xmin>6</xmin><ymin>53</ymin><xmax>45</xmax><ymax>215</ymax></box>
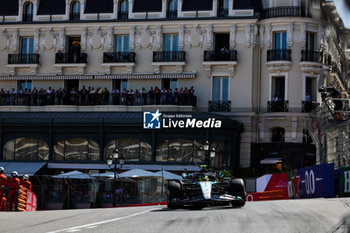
<box><xmin>143</xmin><ymin>110</ymin><xmax>162</xmax><ymax>129</ymax></box>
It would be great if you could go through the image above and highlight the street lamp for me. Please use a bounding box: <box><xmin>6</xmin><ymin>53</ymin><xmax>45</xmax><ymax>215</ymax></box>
<box><xmin>198</xmin><ymin>141</ymin><xmax>216</xmax><ymax>167</ymax></box>
<box><xmin>107</xmin><ymin>148</ymin><xmax>125</xmax><ymax>206</ymax></box>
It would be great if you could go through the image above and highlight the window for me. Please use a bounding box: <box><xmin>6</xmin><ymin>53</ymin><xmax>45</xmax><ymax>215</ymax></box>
<box><xmin>3</xmin><ymin>138</ymin><xmax>49</xmax><ymax>161</ymax></box>
<box><xmin>104</xmin><ymin>138</ymin><xmax>152</xmax><ymax>162</ymax></box>
<box><xmin>21</xmin><ymin>37</ymin><xmax>34</xmax><ymax>54</ymax></box>
<box><xmin>306</xmin><ymin>32</ymin><xmax>316</xmax><ymax>51</ymax></box>
<box><xmin>212</xmin><ymin>77</ymin><xmax>229</xmax><ymax>102</ymax></box>
<box><xmin>271</xmin><ymin>76</ymin><xmax>285</xmax><ymax>100</ymax></box>
<box><xmin>23</xmin><ymin>2</ymin><xmax>33</xmax><ymax>22</ymax></box>
<box><xmin>210</xmin><ymin>140</ymin><xmax>231</xmax><ymax>168</ymax></box>
<box><xmin>167</xmin><ymin>0</ymin><xmax>177</xmax><ymax>18</ymax></box>
<box><xmin>156</xmin><ymin>139</ymin><xmax>202</xmax><ymax>163</ymax></box>
<box><xmin>161</xmin><ymin>78</ymin><xmax>177</xmax><ymax>90</ymax></box>
<box><xmin>118</xmin><ymin>0</ymin><xmax>129</xmax><ymax>20</ymax></box>
<box><xmin>274</xmin><ymin>31</ymin><xmax>287</xmax><ymax>50</ymax></box>
<box><xmin>164</xmin><ymin>34</ymin><xmax>178</xmax><ymax>52</ymax></box>
<box><xmin>53</xmin><ymin>138</ymin><xmax>99</xmax><ymax>160</ymax></box>
<box><xmin>305</xmin><ymin>77</ymin><xmax>316</xmax><ymax>101</ymax></box>
<box><xmin>18</xmin><ymin>80</ymin><xmax>32</xmax><ymax>91</ymax></box>
<box><xmin>271</xmin><ymin>127</ymin><xmax>285</xmax><ymax>142</ymax></box>
<box><xmin>116</xmin><ymin>35</ymin><xmax>129</xmax><ymax>52</ymax></box>
<box><xmin>218</xmin><ymin>0</ymin><xmax>229</xmax><ymax>17</ymax></box>
<box><xmin>70</xmin><ymin>0</ymin><xmax>80</xmax><ymax>21</ymax></box>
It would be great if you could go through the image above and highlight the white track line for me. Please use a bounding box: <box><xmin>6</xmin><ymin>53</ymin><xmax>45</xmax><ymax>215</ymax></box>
<box><xmin>47</xmin><ymin>208</ymin><xmax>159</xmax><ymax>233</ymax></box>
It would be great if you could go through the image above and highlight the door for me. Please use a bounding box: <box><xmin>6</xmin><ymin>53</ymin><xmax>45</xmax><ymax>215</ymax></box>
<box><xmin>65</xmin><ymin>80</ymin><xmax>79</xmax><ymax>91</ymax></box>
<box><xmin>212</xmin><ymin>77</ymin><xmax>229</xmax><ymax>102</ymax></box>
<box><xmin>272</xmin><ymin>77</ymin><xmax>285</xmax><ymax>100</ymax></box>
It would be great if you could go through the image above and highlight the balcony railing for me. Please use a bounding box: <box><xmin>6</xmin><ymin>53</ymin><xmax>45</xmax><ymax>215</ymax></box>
<box><xmin>302</xmin><ymin>101</ymin><xmax>318</xmax><ymax>113</ymax></box>
<box><xmin>217</xmin><ymin>9</ymin><xmax>228</xmax><ymax>17</ymax></box>
<box><xmin>22</xmin><ymin>14</ymin><xmax>33</xmax><ymax>22</ymax></box>
<box><xmin>301</xmin><ymin>50</ymin><xmax>323</xmax><ymax>62</ymax></box>
<box><xmin>153</xmin><ymin>51</ymin><xmax>186</xmax><ymax>62</ymax></box>
<box><xmin>8</xmin><ymin>54</ymin><xmax>40</xmax><ymax>64</ymax></box>
<box><xmin>267</xmin><ymin>100</ymin><xmax>289</xmax><ymax>112</ymax></box>
<box><xmin>324</xmin><ymin>54</ymin><xmax>332</xmax><ymax>66</ymax></box>
<box><xmin>204</xmin><ymin>50</ymin><xmax>237</xmax><ymax>62</ymax></box>
<box><xmin>208</xmin><ymin>100</ymin><xmax>231</xmax><ymax>112</ymax></box>
<box><xmin>166</xmin><ymin>10</ymin><xmax>177</xmax><ymax>18</ymax></box>
<box><xmin>267</xmin><ymin>49</ymin><xmax>292</xmax><ymax>62</ymax></box>
<box><xmin>118</xmin><ymin>12</ymin><xmax>128</xmax><ymax>20</ymax></box>
<box><xmin>70</xmin><ymin>13</ymin><xmax>80</xmax><ymax>21</ymax></box>
<box><xmin>262</xmin><ymin>7</ymin><xmax>301</xmax><ymax>18</ymax></box>
<box><xmin>103</xmin><ymin>52</ymin><xmax>135</xmax><ymax>63</ymax></box>
<box><xmin>55</xmin><ymin>53</ymin><xmax>87</xmax><ymax>64</ymax></box>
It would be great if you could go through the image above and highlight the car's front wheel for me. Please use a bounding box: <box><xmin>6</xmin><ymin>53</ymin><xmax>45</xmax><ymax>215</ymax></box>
<box><xmin>230</xmin><ymin>178</ymin><xmax>246</xmax><ymax>208</ymax></box>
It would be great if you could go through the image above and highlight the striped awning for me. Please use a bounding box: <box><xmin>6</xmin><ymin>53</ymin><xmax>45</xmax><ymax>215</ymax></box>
<box><xmin>0</xmin><ymin>75</ymin><xmax>94</xmax><ymax>80</ymax></box>
<box><xmin>94</xmin><ymin>73</ymin><xmax>197</xmax><ymax>79</ymax></box>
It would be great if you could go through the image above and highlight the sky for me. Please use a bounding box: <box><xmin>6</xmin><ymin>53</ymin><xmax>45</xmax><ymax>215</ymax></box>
<box><xmin>333</xmin><ymin>0</ymin><xmax>350</xmax><ymax>27</ymax></box>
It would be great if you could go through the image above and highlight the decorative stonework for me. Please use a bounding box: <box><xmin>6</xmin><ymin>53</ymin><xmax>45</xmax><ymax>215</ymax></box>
<box><xmin>129</xmin><ymin>26</ymin><xmax>135</xmax><ymax>50</ymax></box>
<box><xmin>0</xmin><ymin>29</ymin><xmax>9</xmax><ymax>51</ymax></box>
<box><xmin>266</xmin><ymin>61</ymin><xmax>292</xmax><ymax>73</ymax></box>
<box><xmin>300</xmin><ymin>62</ymin><xmax>323</xmax><ymax>75</ymax></box>
<box><xmin>245</xmin><ymin>24</ymin><xmax>251</xmax><ymax>48</ymax></box>
<box><xmin>190</xmin><ymin>24</ymin><xmax>201</xmax><ymax>48</ymax></box>
<box><xmin>58</xmin><ymin>27</ymin><xmax>65</xmax><ymax>51</ymax></box>
<box><xmin>230</xmin><ymin>23</ymin><xmax>236</xmax><ymax>49</ymax></box>
<box><xmin>10</xmin><ymin>29</ymin><xmax>18</xmax><ymax>53</ymax></box>
<box><xmin>300</xmin><ymin>23</ymin><xmax>306</xmax><ymax>48</ymax></box>
<box><xmin>154</xmin><ymin>25</ymin><xmax>162</xmax><ymax>50</ymax></box>
<box><xmin>81</xmin><ymin>27</ymin><xmax>87</xmax><ymax>51</ymax></box>
<box><xmin>202</xmin><ymin>62</ymin><xmax>237</xmax><ymax>78</ymax></box>
<box><xmin>89</xmin><ymin>27</ymin><xmax>104</xmax><ymax>49</ymax></box>
<box><xmin>265</xmin><ymin>23</ymin><xmax>271</xmax><ymax>48</ymax></box>
<box><xmin>204</xmin><ymin>25</ymin><xmax>213</xmax><ymax>49</ymax></box>
<box><xmin>179</xmin><ymin>25</ymin><xmax>184</xmax><ymax>49</ymax></box>
<box><xmin>253</xmin><ymin>24</ymin><xmax>258</xmax><ymax>48</ymax></box>
<box><xmin>287</xmin><ymin>22</ymin><xmax>293</xmax><ymax>48</ymax></box>
<box><xmin>259</xmin><ymin>25</ymin><xmax>264</xmax><ymax>48</ymax></box>
<box><xmin>105</xmin><ymin>27</ymin><xmax>113</xmax><ymax>51</ymax></box>
<box><xmin>41</xmin><ymin>28</ymin><xmax>56</xmax><ymax>51</ymax></box>
<box><xmin>34</xmin><ymin>28</ymin><xmax>40</xmax><ymax>52</ymax></box>
<box><xmin>139</xmin><ymin>26</ymin><xmax>151</xmax><ymax>49</ymax></box>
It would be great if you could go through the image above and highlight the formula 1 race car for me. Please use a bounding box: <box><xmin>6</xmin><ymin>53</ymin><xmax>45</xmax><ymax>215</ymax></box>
<box><xmin>167</xmin><ymin>170</ymin><xmax>246</xmax><ymax>209</ymax></box>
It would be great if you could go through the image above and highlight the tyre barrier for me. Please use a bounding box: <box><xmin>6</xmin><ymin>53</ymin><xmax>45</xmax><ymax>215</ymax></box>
<box><xmin>17</xmin><ymin>185</ymin><xmax>28</xmax><ymax>212</ymax></box>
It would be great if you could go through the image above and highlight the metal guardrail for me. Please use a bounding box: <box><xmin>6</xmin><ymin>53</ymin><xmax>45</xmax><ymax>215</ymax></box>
<box><xmin>267</xmin><ymin>100</ymin><xmax>289</xmax><ymax>112</ymax></box>
<box><xmin>55</xmin><ymin>53</ymin><xmax>87</xmax><ymax>64</ymax></box>
<box><xmin>208</xmin><ymin>100</ymin><xmax>231</xmax><ymax>112</ymax></box>
<box><xmin>153</xmin><ymin>51</ymin><xmax>186</xmax><ymax>62</ymax></box>
<box><xmin>267</xmin><ymin>49</ymin><xmax>292</xmax><ymax>61</ymax></box>
<box><xmin>8</xmin><ymin>54</ymin><xmax>40</xmax><ymax>64</ymax></box>
<box><xmin>103</xmin><ymin>52</ymin><xmax>135</xmax><ymax>63</ymax></box>
<box><xmin>301</xmin><ymin>50</ymin><xmax>323</xmax><ymax>62</ymax></box>
<box><xmin>204</xmin><ymin>50</ymin><xmax>237</xmax><ymax>62</ymax></box>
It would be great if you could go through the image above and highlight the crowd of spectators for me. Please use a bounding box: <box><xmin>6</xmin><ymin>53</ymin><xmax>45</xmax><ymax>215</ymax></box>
<box><xmin>0</xmin><ymin>86</ymin><xmax>196</xmax><ymax>107</ymax></box>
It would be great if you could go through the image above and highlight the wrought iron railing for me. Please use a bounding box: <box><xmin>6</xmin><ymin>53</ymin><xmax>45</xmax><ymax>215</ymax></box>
<box><xmin>208</xmin><ymin>100</ymin><xmax>231</xmax><ymax>112</ymax></box>
<box><xmin>153</xmin><ymin>51</ymin><xmax>186</xmax><ymax>62</ymax></box>
<box><xmin>22</xmin><ymin>14</ymin><xmax>33</xmax><ymax>22</ymax></box>
<box><xmin>8</xmin><ymin>54</ymin><xmax>40</xmax><ymax>64</ymax></box>
<box><xmin>118</xmin><ymin>12</ymin><xmax>128</xmax><ymax>20</ymax></box>
<box><xmin>301</xmin><ymin>50</ymin><xmax>323</xmax><ymax>62</ymax></box>
<box><xmin>262</xmin><ymin>7</ymin><xmax>301</xmax><ymax>18</ymax></box>
<box><xmin>166</xmin><ymin>10</ymin><xmax>177</xmax><ymax>19</ymax></box>
<box><xmin>103</xmin><ymin>52</ymin><xmax>135</xmax><ymax>63</ymax></box>
<box><xmin>302</xmin><ymin>101</ymin><xmax>318</xmax><ymax>113</ymax></box>
<box><xmin>204</xmin><ymin>50</ymin><xmax>237</xmax><ymax>61</ymax></box>
<box><xmin>70</xmin><ymin>13</ymin><xmax>80</xmax><ymax>21</ymax></box>
<box><xmin>55</xmin><ymin>53</ymin><xmax>87</xmax><ymax>63</ymax></box>
<box><xmin>267</xmin><ymin>49</ymin><xmax>292</xmax><ymax>61</ymax></box>
<box><xmin>267</xmin><ymin>100</ymin><xmax>289</xmax><ymax>112</ymax></box>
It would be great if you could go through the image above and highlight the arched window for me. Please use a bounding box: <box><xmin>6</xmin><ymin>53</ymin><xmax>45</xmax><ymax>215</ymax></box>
<box><xmin>3</xmin><ymin>138</ymin><xmax>49</xmax><ymax>161</ymax></box>
<box><xmin>23</xmin><ymin>2</ymin><xmax>34</xmax><ymax>22</ymax></box>
<box><xmin>167</xmin><ymin>0</ymin><xmax>177</xmax><ymax>18</ymax></box>
<box><xmin>53</xmin><ymin>138</ymin><xmax>99</xmax><ymax>160</ymax></box>
<box><xmin>210</xmin><ymin>140</ymin><xmax>231</xmax><ymax>168</ymax></box>
<box><xmin>118</xmin><ymin>0</ymin><xmax>128</xmax><ymax>20</ymax></box>
<box><xmin>104</xmin><ymin>138</ymin><xmax>152</xmax><ymax>162</ymax></box>
<box><xmin>156</xmin><ymin>139</ymin><xmax>202</xmax><ymax>163</ymax></box>
<box><xmin>70</xmin><ymin>0</ymin><xmax>80</xmax><ymax>21</ymax></box>
<box><xmin>271</xmin><ymin>127</ymin><xmax>285</xmax><ymax>142</ymax></box>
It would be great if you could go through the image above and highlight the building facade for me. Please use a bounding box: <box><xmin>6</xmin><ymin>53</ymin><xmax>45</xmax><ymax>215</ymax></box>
<box><xmin>0</xmin><ymin>0</ymin><xmax>342</xmax><ymax>176</ymax></box>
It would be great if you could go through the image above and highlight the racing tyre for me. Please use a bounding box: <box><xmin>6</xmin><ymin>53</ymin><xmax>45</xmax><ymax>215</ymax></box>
<box><xmin>230</xmin><ymin>178</ymin><xmax>246</xmax><ymax>208</ymax></box>
<box><xmin>167</xmin><ymin>195</ymin><xmax>182</xmax><ymax>210</ymax></box>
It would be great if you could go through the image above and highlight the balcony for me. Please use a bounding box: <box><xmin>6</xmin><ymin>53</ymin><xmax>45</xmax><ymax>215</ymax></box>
<box><xmin>166</xmin><ymin>10</ymin><xmax>177</xmax><ymax>19</ymax></box>
<box><xmin>22</xmin><ymin>14</ymin><xmax>33</xmax><ymax>22</ymax></box>
<box><xmin>70</xmin><ymin>13</ymin><xmax>80</xmax><ymax>21</ymax></box>
<box><xmin>204</xmin><ymin>50</ymin><xmax>237</xmax><ymax>62</ymax></box>
<box><xmin>7</xmin><ymin>53</ymin><xmax>40</xmax><ymax>75</ymax></box>
<box><xmin>302</xmin><ymin>101</ymin><xmax>318</xmax><ymax>113</ymax></box>
<box><xmin>118</xmin><ymin>12</ymin><xmax>128</xmax><ymax>20</ymax></box>
<box><xmin>153</xmin><ymin>51</ymin><xmax>186</xmax><ymax>62</ymax></box>
<box><xmin>267</xmin><ymin>101</ymin><xmax>289</xmax><ymax>112</ymax></box>
<box><xmin>301</xmin><ymin>51</ymin><xmax>323</xmax><ymax>62</ymax></box>
<box><xmin>8</xmin><ymin>54</ymin><xmax>40</xmax><ymax>64</ymax></box>
<box><xmin>54</xmin><ymin>53</ymin><xmax>87</xmax><ymax>75</ymax></box>
<box><xmin>208</xmin><ymin>100</ymin><xmax>231</xmax><ymax>112</ymax></box>
<box><xmin>267</xmin><ymin>49</ymin><xmax>291</xmax><ymax>61</ymax></box>
<box><xmin>262</xmin><ymin>7</ymin><xmax>301</xmax><ymax>18</ymax></box>
<box><xmin>103</xmin><ymin>52</ymin><xmax>135</xmax><ymax>63</ymax></box>
<box><xmin>102</xmin><ymin>52</ymin><xmax>136</xmax><ymax>74</ymax></box>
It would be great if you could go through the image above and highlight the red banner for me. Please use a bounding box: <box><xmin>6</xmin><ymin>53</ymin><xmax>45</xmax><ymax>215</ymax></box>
<box><xmin>26</xmin><ymin>190</ymin><xmax>37</xmax><ymax>211</ymax></box>
<box><xmin>256</xmin><ymin>173</ymin><xmax>289</xmax><ymax>200</ymax></box>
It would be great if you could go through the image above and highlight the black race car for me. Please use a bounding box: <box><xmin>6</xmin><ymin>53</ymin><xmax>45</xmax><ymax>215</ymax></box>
<box><xmin>167</xmin><ymin>171</ymin><xmax>246</xmax><ymax>209</ymax></box>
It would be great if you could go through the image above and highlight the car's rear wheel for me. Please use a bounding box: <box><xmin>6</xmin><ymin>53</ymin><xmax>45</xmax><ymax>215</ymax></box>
<box><xmin>230</xmin><ymin>178</ymin><xmax>246</xmax><ymax>208</ymax></box>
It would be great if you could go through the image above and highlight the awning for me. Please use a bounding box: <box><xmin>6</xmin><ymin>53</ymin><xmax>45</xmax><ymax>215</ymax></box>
<box><xmin>52</xmin><ymin>170</ymin><xmax>91</xmax><ymax>179</ymax></box>
<box><xmin>119</xmin><ymin>169</ymin><xmax>161</xmax><ymax>178</ymax></box>
<box><xmin>0</xmin><ymin>75</ymin><xmax>94</xmax><ymax>80</ymax></box>
<box><xmin>155</xmin><ymin>171</ymin><xmax>182</xmax><ymax>180</ymax></box>
<box><xmin>0</xmin><ymin>162</ymin><xmax>47</xmax><ymax>177</ymax></box>
<box><xmin>48</xmin><ymin>163</ymin><xmax>201</xmax><ymax>172</ymax></box>
<box><xmin>94</xmin><ymin>73</ymin><xmax>197</xmax><ymax>79</ymax></box>
<box><xmin>260</xmin><ymin>158</ymin><xmax>282</xmax><ymax>164</ymax></box>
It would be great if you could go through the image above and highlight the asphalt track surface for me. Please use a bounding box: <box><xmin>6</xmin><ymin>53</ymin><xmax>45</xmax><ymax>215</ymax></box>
<box><xmin>0</xmin><ymin>198</ymin><xmax>349</xmax><ymax>233</ymax></box>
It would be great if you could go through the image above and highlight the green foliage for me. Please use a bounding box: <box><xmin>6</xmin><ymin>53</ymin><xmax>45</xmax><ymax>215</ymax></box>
<box><xmin>216</xmin><ymin>169</ymin><xmax>231</xmax><ymax>178</ymax></box>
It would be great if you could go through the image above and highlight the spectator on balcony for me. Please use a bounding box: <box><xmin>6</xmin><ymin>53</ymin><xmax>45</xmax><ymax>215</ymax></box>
<box><xmin>103</xmin><ymin>87</ymin><xmax>110</xmax><ymax>105</ymax></box>
<box><xmin>112</xmin><ymin>88</ymin><xmax>120</xmax><ymax>105</ymax></box>
<box><xmin>148</xmin><ymin>87</ymin><xmax>155</xmax><ymax>105</ymax></box>
<box><xmin>18</xmin><ymin>88</ymin><xmax>24</xmax><ymax>105</ymax></box>
<box><xmin>141</xmin><ymin>87</ymin><xmax>147</xmax><ymax>105</ymax></box>
<box><xmin>305</xmin><ymin>92</ymin><xmax>311</xmax><ymax>102</ymax></box>
<box><xmin>167</xmin><ymin>89</ymin><xmax>173</xmax><ymax>104</ymax></box>
<box><xmin>72</xmin><ymin>41</ymin><xmax>81</xmax><ymax>63</ymax></box>
<box><xmin>63</xmin><ymin>88</ymin><xmax>69</xmax><ymax>105</ymax></box>
<box><xmin>42</xmin><ymin>89</ymin><xmax>48</xmax><ymax>106</ymax></box>
<box><xmin>51</xmin><ymin>89</ymin><xmax>56</xmax><ymax>105</ymax></box>
<box><xmin>89</xmin><ymin>87</ymin><xmax>96</xmax><ymax>105</ymax></box>
<box><xmin>121</xmin><ymin>88</ymin><xmax>127</xmax><ymax>105</ymax></box>
<box><xmin>183</xmin><ymin>87</ymin><xmax>190</xmax><ymax>105</ymax></box>
<box><xmin>80</xmin><ymin>86</ymin><xmax>88</xmax><ymax>105</ymax></box>
<box><xmin>155</xmin><ymin>87</ymin><xmax>161</xmax><ymax>105</ymax></box>
<box><xmin>10</xmin><ymin>88</ymin><xmax>16</xmax><ymax>105</ymax></box>
<box><xmin>32</xmin><ymin>88</ymin><xmax>38</xmax><ymax>106</ymax></box>
<box><xmin>26</xmin><ymin>89</ymin><xmax>32</xmax><ymax>106</ymax></box>
<box><xmin>47</xmin><ymin>87</ymin><xmax>52</xmax><ymax>105</ymax></box>
<box><xmin>272</xmin><ymin>95</ymin><xmax>279</xmax><ymax>102</ymax></box>
<box><xmin>5</xmin><ymin>89</ymin><xmax>10</xmax><ymax>105</ymax></box>
<box><xmin>71</xmin><ymin>88</ymin><xmax>78</xmax><ymax>105</ymax></box>
<box><xmin>56</xmin><ymin>88</ymin><xmax>63</xmax><ymax>105</ymax></box>
<box><xmin>135</xmin><ymin>89</ymin><xmax>141</xmax><ymax>105</ymax></box>
<box><xmin>179</xmin><ymin>87</ymin><xmax>183</xmax><ymax>105</ymax></box>
<box><xmin>220</xmin><ymin>46</ymin><xmax>230</xmax><ymax>60</ymax></box>
<box><xmin>127</xmin><ymin>89</ymin><xmax>135</xmax><ymax>106</ymax></box>
<box><xmin>160</xmin><ymin>88</ymin><xmax>167</xmax><ymax>104</ymax></box>
<box><xmin>174</xmin><ymin>88</ymin><xmax>179</xmax><ymax>104</ymax></box>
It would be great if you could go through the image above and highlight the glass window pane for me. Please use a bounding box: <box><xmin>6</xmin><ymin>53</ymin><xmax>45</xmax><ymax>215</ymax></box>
<box><xmin>172</xmin><ymin>35</ymin><xmax>178</xmax><ymax>51</ymax></box>
<box><xmin>171</xmin><ymin>79</ymin><xmax>177</xmax><ymax>90</ymax></box>
<box><xmin>193</xmin><ymin>141</ymin><xmax>203</xmax><ymax>163</ymax></box>
<box><xmin>164</xmin><ymin>35</ymin><xmax>171</xmax><ymax>51</ymax></box>
<box><xmin>65</xmin><ymin>138</ymin><xmax>88</xmax><ymax>160</ymax></box>
<box><xmin>222</xmin><ymin>78</ymin><xmax>229</xmax><ymax>101</ymax></box>
<box><xmin>38</xmin><ymin>139</ymin><xmax>49</xmax><ymax>160</ymax></box>
<box><xmin>122</xmin><ymin>79</ymin><xmax>128</xmax><ymax>90</ymax></box>
<box><xmin>282</xmin><ymin>32</ymin><xmax>287</xmax><ymax>49</ymax></box>
<box><xmin>15</xmin><ymin>137</ymin><xmax>37</xmax><ymax>161</ymax></box>
<box><xmin>156</xmin><ymin>140</ymin><xmax>168</xmax><ymax>162</ymax></box>
<box><xmin>224</xmin><ymin>0</ymin><xmax>229</xmax><ymax>9</ymax></box>
<box><xmin>22</xmin><ymin>38</ymin><xmax>27</xmax><ymax>54</ymax></box>
<box><xmin>29</xmin><ymin>38</ymin><xmax>34</xmax><ymax>54</ymax></box>
<box><xmin>140</xmin><ymin>141</ymin><xmax>152</xmax><ymax>161</ymax></box>
<box><xmin>104</xmin><ymin>140</ymin><xmax>116</xmax><ymax>160</ymax></box>
<box><xmin>118</xmin><ymin>138</ymin><xmax>140</xmax><ymax>161</ymax></box>
<box><xmin>88</xmin><ymin>140</ymin><xmax>100</xmax><ymax>160</ymax></box>
<box><xmin>213</xmin><ymin>77</ymin><xmax>221</xmax><ymax>101</ymax></box>
<box><xmin>20</xmin><ymin>81</ymin><xmax>26</xmax><ymax>91</ymax></box>
<box><xmin>53</xmin><ymin>140</ymin><xmax>65</xmax><ymax>160</ymax></box>
<box><xmin>27</xmin><ymin>80</ymin><xmax>32</xmax><ymax>91</ymax></box>
<box><xmin>116</xmin><ymin>36</ymin><xmax>122</xmax><ymax>52</ymax></box>
<box><xmin>3</xmin><ymin>140</ymin><xmax>15</xmax><ymax>160</ymax></box>
<box><xmin>123</xmin><ymin>36</ymin><xmax>129</xmax><ymax>52</ymax></box>
<box><xmin>274</xmin><ymin>33</ymin><xmax>280</xmax><ymax>49</ymax></box>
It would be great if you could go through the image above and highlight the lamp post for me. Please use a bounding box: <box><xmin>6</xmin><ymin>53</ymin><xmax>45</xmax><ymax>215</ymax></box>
<box><xmin>198</xmin><ymin>141</ymin><xmax>216</xmax><ymax>167</ymax></box>
<box><xmin>107</xmin><ymin>148</ymin><xmax>125</xmax><ymax>207</ymax></box>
